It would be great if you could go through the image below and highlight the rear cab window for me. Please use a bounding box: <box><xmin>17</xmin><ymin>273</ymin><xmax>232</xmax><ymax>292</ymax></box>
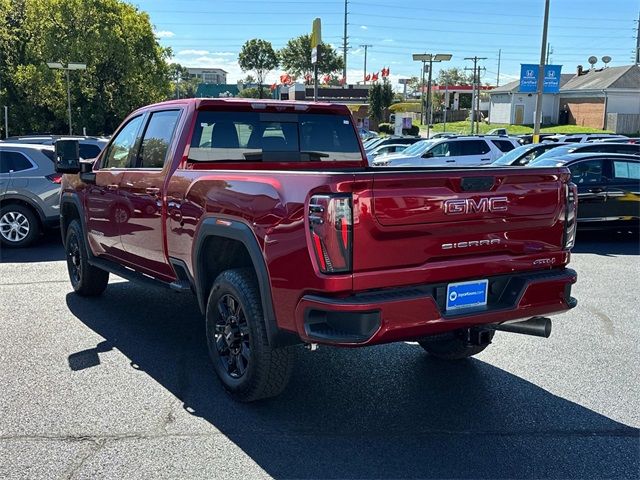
<box><xmin>188</xmin><ymin>111</ymin><xmax>361</xmax><ymax>162</ymax></box>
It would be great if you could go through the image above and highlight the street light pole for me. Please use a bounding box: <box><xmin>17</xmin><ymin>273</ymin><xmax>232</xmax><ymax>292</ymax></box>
<box><xmin>413</xmin><ymin>53</ymin><xmax>452</xmax><ymax>136</ymax></box>
<box><xmin>533</xmin><ymin>0</ymin><xmax>550</xmax><ymax>143</ymax></box>
<box><xmin>47</xmin><ymin>62</ymin><xmax>86</xmax><ymax>136</ymax></box>
<box><xmin>65</xmin><ymin>68</ymin><xmax>72</xmax><ymax>135</ymax></box>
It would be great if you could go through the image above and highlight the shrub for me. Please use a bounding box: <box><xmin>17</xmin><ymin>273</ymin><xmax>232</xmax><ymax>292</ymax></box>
<box><xmin>377</xmin><ymin>122</ymin><xmax>419</xmax><ymax>136</ymax></box>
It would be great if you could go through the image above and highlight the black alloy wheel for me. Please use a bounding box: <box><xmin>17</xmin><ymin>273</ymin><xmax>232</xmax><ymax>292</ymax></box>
<box><xmin>214</xmin><ymin>293</ymin><xmax>251</xmax><ymax>378</ymax></box>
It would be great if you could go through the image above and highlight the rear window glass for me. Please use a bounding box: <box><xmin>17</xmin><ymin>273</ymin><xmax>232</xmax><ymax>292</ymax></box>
<box><xmin>41</xmin><ymin>149</ymin><xmax>56</xmax><ymax>162</ymax></box>
<box><xmin>0</xmin><ymin>151</ymin><xmax>34</xmax><ymax>173</ymax></box>
<box><xmin>491</xmin><ymin>140</ymin><xmax>515</xmax><ymax>152</ymax></box>
<box><xmin>189</xmin><ymin>111</ymin><xmax>361</xmax><ymax>162</ymax></box>
<box><xmin>460</xmin><ymin>140</ymin><xmax>491</xmax><ymax>155</ymax></box>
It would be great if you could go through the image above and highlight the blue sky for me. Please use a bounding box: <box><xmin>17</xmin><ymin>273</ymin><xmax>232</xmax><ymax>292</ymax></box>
<box><xmin>135</xmin><ymin>0</ymin><xmax>639</xmax><ymax>89</ymax></box>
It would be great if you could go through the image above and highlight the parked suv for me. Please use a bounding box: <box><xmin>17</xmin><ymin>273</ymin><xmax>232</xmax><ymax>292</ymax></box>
<box><xmin>0</xmin><ymin>143</ymin><xmax>61</xmax><ymax>247</ymax></box>
<box><xmin>3</xmin><ymin>135</ymin><xmax>109</xmax><ymax>160</ymax></box>
<box><xmin>373</xmin><ymin>136</ymin><xmax>519</xmax><ymax>167</ymax></box>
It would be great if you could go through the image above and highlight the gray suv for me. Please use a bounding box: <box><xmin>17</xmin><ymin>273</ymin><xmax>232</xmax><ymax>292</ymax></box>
<box><xmin>0</xmin><ymin>143</ymin><xmax>61</xmax><ymax>247</ymax></box>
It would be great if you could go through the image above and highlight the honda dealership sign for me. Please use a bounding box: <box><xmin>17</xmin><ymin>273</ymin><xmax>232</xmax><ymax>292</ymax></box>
<box><xmin>519</xmin><ymin>64</ymin><xmax>562</xmax><ymax>93</ymax></box>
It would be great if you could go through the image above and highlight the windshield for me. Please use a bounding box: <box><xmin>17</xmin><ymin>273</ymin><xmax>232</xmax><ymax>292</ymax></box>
<box><xmin>396</xmin><ymin>140</ymin><xmax>433</xmax><ymax>156</ymax></box>
<box><xmin>189</xmin><ymin>111</ymin><xmax>361</xmax><ymax>162</ymax></box>
<box><xmin>530</xmin><ymin>159</ymin><xmax>566</xmax><ymax>168</ymax></box>
<box><xmin>529</xmin><ymin>145</ymin><xmax>576</xmax><ymax>164</ymax></box>
<box><xmin>492</xmin><ymin>145</ymin><xmax>536</xmax><ymax>165</ymax></box>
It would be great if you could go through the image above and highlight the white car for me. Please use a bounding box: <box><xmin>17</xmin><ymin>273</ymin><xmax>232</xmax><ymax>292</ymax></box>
<box><xmin>366</xmin><ymin>143</ymin><xmax>409</xmax><ymax>163</ymax></box>
<box><xmin>372</xmin><ymin>136</ymin><xmax>519</xmax><ymax>167</ymax></box>
<box><xmin>546</xmin><ymin>133</ymin><xmax>627</xmax><ymax>143</ymax></box>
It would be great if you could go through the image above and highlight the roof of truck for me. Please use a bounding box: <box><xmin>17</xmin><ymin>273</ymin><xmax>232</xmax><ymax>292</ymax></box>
<box><xmin>141</xmin><ymin>97</ymin><xmax>351</xmax><ymax>114</ymax></box>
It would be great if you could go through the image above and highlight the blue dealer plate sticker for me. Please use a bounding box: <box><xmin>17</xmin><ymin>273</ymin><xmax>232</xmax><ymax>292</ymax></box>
<box><xmin>446</xmin><ymin>279</ymin><xmax>489</xmax><ymax>311</ymax></box>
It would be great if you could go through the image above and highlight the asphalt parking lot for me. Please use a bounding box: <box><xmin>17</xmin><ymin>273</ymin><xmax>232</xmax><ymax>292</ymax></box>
<box><xmin>1</xmin><ymin>230</ymin><xmax>639</xmax><ymax>479</ymax></box>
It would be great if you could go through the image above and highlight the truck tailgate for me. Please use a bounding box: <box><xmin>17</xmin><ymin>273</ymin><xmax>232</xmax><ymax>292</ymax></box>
<box><xmin>352</xmin><ymin>167</ymin><xmax>571</xmax><ymax>290</ymax></box>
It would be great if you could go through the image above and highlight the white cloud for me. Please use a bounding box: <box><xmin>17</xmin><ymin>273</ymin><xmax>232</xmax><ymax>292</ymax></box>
<box><xmin>154</xmin><ymin>30</ymin><xmax>175</xmax><ymax>39</ymax></box>
<box><xmin>360</xmin><ymin>25</ymin><xmax>368</xmax><ymax>30</ymax></box>
<box><xmin>211</xmin><ymin>51</ymin><xmax>236</xmax><ymax>57</ymax></box>
<box><xmin>382</xmin><ymin>38</ymin><xmax>394</xmax><ymax>43</ymax></box>
<box><xmin>177</xmin><ymin>49</ymin><xmax>210</xmax><ymax>56</ymax></box>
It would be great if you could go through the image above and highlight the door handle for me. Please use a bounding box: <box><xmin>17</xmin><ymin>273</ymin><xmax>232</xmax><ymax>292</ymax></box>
<box><xmin>145</xmin><ymin>187</ymin><xmax>161</xmax><ymax>196</ymax></box>
<box><xmin>480</xmin><ymin>158</ymin><xmax>491</xmax><ymax>161</ymax></box>
<box><xmin>588</xmin><ymin>187</ymin><xmax>604</xmax><ymax>194</ymax></box>
<box><xmin>446</xmin><ymin>160</ymin><xmax>455</xmax><ymax>163</ymax></box>
<box><xmin>106</xmin><ymin>184</ymin><xmax>119</xmax><ymax>191</ymax></box>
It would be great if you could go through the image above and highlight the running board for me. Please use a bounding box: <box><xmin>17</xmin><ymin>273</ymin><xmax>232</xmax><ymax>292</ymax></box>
<box><xmin>88</xmin><ymin>257</ymin><xmax>174</xmax><ymax>291</ymax></box>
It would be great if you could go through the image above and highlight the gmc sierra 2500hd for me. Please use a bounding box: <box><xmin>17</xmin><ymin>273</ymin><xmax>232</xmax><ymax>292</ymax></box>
<box><xmin>55</xmin><ymin>98</ymin><xmax>577</xmax><ymax>402</ymax></box>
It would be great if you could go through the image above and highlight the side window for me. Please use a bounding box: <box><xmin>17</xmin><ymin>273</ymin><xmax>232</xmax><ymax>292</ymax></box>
<box><xmin>460</xmin><ymin>140</ymin><xmax>490</xmax><ymax>156</ymax></box>
<box><xmin>0</xmin><ymin>151</ymin><xmax>34</xmax><ymax>173</ymax></box>
<box><xmin>78</xmin><ymin>144</ymin><xmax>101</xmax><ymax>160</ymax></box>
<box><xmin>491</xmin><ymin>140</ymin><xmax>516</xmax><ymax>152</ymax></box>
<box><xmin>428</xmin><ymin>142</ymin><xmax>452</xmax><ymax>157</ymax></box>
<box><xmin>138</xmin><ymin>110</ymin><xmax>181</xmax><ymax>168</ymax></box>
<box><xmin>612</xmin><ymin>144</ymin><xmax>640</xmax><ymax>155</ymax></box>
<box><xmin>569</xmin><ymin>160</ymin><xmax>604</xmax><ymax>184</ymax></box>
<box><xmin>102</xmin><ymin>115</ymin><xmax>144</xmax><ymax>169</ymax></box>
<box><xmin>612</xmin><ymin>161</ymin><xmax>640</xmax><ymax>181</ymax></box>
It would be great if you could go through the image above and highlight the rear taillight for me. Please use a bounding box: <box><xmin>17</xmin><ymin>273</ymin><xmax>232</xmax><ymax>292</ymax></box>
<box><xmin>46</xmin><ymin>173</ymin><xmax>62</xmax><ymax>184</ymax></box>
<box><xmin>563</xmin><ymin>182</ymin><xmax>578</xmax><ymax>249</ymax></box>
<box><xmin>309</xmin><ymin>194</ymin><xmax>352</xmax><ymax>273</ymax></box>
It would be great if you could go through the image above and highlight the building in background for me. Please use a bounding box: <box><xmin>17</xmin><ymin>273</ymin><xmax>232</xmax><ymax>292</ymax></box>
<box><xmin>488</xmin><ymin>65</ymin><xmax>640</xmax><ymax>132</ymax></box>
<box><xmin>187</xmin><ymin>68</ymin><xmax>227</xmax><ymax>84</ymax></box>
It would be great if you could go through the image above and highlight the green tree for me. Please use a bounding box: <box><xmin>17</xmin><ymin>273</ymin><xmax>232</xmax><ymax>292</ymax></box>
<box><xmin>278</xmin><ymin>34</ymin><xmax>343</xmax><ymax>79</ymax></box>
<box><xmin>238</xmin><ymin>39</ymin><xmax>278</xmax><ymax>99</ymax></box>
<box><xmin>238</xmin><ymin>87</ymin><xmax>260</xmax><ymax>98</ymax></box>
<box><xmin>169</xmin><ymin>63</ymin><xmax>200</xmax><ymax>99</ymax></box>
<box><xmin>368</xmin><ymin>84</ymin><xmax>383</xmax><ymax>122</ymax></box>
<box><xmin>436</xmin><ymin>67</ymin><xmax>474</xmax><ymax>86</ymax></box>
<box><xmin>0</xmin><ymin>0</ymin><xmax>171</xmax><ymax>135</ymax></box>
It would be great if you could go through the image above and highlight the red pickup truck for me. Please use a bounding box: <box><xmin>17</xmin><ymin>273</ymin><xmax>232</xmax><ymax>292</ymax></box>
<box><xmin>55</xmin><ymin>98</ymin><xmax>577</xmax><ymax>402</ymax></box>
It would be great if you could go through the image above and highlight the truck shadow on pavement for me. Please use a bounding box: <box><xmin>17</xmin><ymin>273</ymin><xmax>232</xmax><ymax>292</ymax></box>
<box><xmin>65</xmin><ymin>283</ymin><xmax>639</xmax><ymax>479</ymax></box>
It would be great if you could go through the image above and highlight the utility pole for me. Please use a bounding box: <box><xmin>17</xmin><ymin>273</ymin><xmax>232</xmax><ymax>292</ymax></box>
<box><xmin>546</xmin><ymin>43</ymin><xmax>553</xmax><ymax>64</ymax></box>
<box><xmin>496</xmin><ymin>49</ymin><xmax>501</xmax><ymax>87</ymax></box>
<box><xmin>465</xmin><ymin>56</ymin><xmax>486</xmax><ymax>135</ymax></box>
<box><xmin>420</xmin><ymin>61</ymin><xmax>426</xmax><ymax>125</ymax></box>
<box><xmin>343</xmin><ymin>0</ymin><xmax>348</xmax><ymax>85</ymax></box>
<box><xmin>533</xmin><ymin>0</ymin><xmax>550</xmax><ymax>143</ymax></box>
<box><xmin>360</xmin><ymin>44</ymin><xmax>372</xmax><ymax>84</ymax></box>
<box><xmin>635</xmin><ymin>11</ymin><xmax>640</xmax><ymax>65</ymax></box>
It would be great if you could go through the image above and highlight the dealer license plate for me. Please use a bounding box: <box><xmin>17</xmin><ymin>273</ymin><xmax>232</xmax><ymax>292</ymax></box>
<box><xmin>446</xmin><ymin>279</ymin><xmax>488</xmax><ymax>311</ymax></box>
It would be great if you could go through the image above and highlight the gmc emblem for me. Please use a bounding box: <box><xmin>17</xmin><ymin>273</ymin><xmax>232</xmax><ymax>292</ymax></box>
<box><xmin>443</xmin><ymin>196</ymin><xmax>508</xmax><ymax>214</ymax></box>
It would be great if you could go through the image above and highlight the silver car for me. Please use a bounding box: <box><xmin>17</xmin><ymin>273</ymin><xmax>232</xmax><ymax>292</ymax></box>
<box><xmin>0</xmin><ymin>143</ymin><xmax>61</xmax><ymax>247</ymax></box>
<box><xmin>3</xmin><ymin>135</ymin><xmax>109</xmax><ymax>160</ymax></box>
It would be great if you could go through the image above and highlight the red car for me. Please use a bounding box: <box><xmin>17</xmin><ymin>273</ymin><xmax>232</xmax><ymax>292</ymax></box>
<box><xmin>56</xmin><ymin>98</ymin><xmax>578</xmax><ymax>401</ymax></box>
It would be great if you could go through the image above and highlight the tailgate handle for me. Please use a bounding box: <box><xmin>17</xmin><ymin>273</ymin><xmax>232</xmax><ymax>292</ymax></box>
<box><xmin>461</xmin><ymin>176</ymin><xmax>495</xmax><ymax>192</ymax></box>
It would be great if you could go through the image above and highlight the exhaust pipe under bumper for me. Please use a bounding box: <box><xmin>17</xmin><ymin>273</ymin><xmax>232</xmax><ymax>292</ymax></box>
<box><xmin>492</xmin><ymin>317</ymin><xmax>552</xmax><ymax>338</ymax></box>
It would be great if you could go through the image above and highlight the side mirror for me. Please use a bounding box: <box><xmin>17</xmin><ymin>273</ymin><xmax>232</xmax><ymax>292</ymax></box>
<box><xmin>55</xmin><ymin>140</ymin><xmax>80</xmax><ymax>173</ymax></box>
<box><xmin>79</xmin><ymin>160</ymin><xmax>96</xmax><ymax>184</ymax></box>
<box><xmin>422</xmin><ymin>151</ymin><xmax>434</xmax><ymax>158</ymax></box>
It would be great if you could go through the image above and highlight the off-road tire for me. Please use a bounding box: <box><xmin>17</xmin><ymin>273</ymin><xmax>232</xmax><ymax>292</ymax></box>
<box><xmin>65</xmin><ymin>219</ymin><xmax>109</xmax><ymax>296</ymax></box>
<box><xmin>0</xmin><ymin>204</ymin><xmax>40</xmax><ymax>248</ymax></box>
<box><xmin>419</xmin><ymin>331</ymin><xmax>494</xmax><ymax>360</ymax></box>
<box><xmin>206</xmin><ymin>268</ymin><xmax>295</xmax><ymax>402</ymax></box>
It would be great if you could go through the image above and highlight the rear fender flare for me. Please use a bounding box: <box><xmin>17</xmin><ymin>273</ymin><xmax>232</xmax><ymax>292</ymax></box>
<box><xmin>192</xmin><ymin>217</ymin><xmax>299</xmax><ymax>347</ymax></box>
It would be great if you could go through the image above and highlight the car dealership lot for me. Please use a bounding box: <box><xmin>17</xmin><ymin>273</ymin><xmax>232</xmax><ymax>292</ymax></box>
<box><xmin>1</xmin><ymin>232</ymin><xmax>638</xmax><ymax>479</ymax></box>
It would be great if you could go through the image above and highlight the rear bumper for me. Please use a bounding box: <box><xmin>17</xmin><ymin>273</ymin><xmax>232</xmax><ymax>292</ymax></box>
<box><xmin>295</xmin><ymin>268</ymin><xmax>577</xmax><ymax>346</ymax></box>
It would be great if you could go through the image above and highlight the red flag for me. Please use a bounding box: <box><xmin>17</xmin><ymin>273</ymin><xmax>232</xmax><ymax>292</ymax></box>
<box><xmin>365</xmin><ymin>74</ymin><xmax>371</xmax><ymax>81</ymax></box>
<box><xmin>323</xmin><ymin>74</ymin><xmax>331</xmax><ymax>84</ymax></box>
<box><xmin>382</xmin><ymin>67</ymin><xmax>390</xmax><ymax>77</ymax></box>
<box><xmin>270</xmin><ymin>83</ymin><xmax>277</xmax><ymax>91</ymax></box>
<box><xmin>372</xmin><ymin>72</ymin><xmax>379</xmax><ymax>82</ymax></box>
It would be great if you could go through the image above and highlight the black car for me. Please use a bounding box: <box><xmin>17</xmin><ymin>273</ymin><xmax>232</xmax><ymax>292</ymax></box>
<box><xmin>530</xmin><ymin>142</ymin><xmax>640</xmax><ymax>164</ymax></box>
<box><xmin>491</xmin><ymin>142</ymin><xmax>568</xmax><ymax>166</ymax></box>
<box><xmin>532</xmin><ymin>153</ymin><xmax>639</xmax><ymax>230</ymax></box>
